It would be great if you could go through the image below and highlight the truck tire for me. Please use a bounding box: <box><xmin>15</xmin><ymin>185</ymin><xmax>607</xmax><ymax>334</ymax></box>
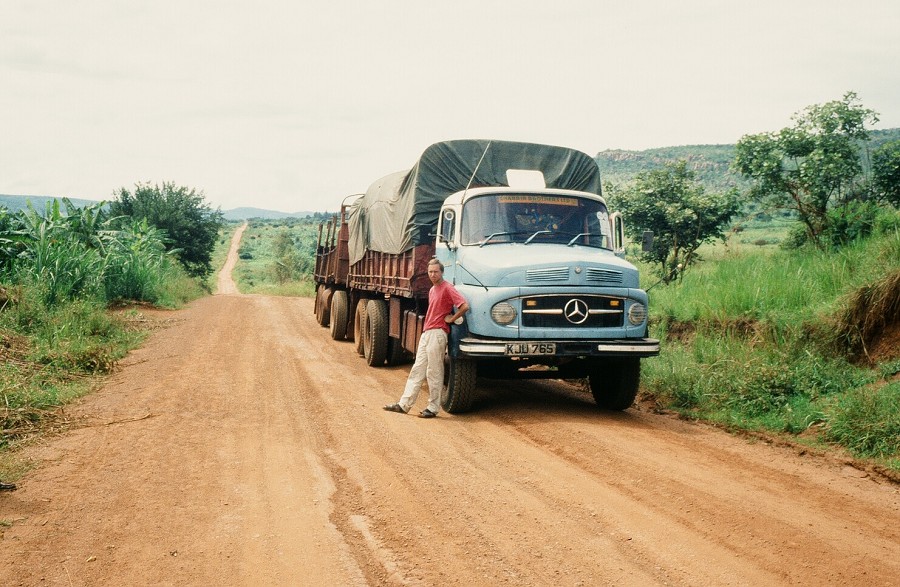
<box><xmin>364</xmin><ymin>299</ymin><xmax>388</xmax><ymax>367</ymax></box>
<box><xmin>329</xmin><ymin>290</ymin><xmax>349</xmax><ymax>340</ymax></box>
<box><xmin>589</xmin><ymin>358</ymin><xmax>640</xmax><ymax>410</ymax></box>
<box><xmin>353</xmin><ymin>301</ymin><xmax>367</xmax><ymax>356</ymax></box>
<box><xmin>442</xmin><ymin>356</ymin><xmax>476</xmax><ymax>414</ymax></box>
<box><xmin>315</xmin><ymin>285</ymin><xmax>331</xmax><ymax>327</ymax></box>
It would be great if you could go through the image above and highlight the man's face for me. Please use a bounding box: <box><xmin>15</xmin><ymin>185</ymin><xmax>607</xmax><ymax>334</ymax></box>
<box><xmin>427</xmin><ymin>264</ymin><xmax>443</xmax><ymax>285</ymax></box>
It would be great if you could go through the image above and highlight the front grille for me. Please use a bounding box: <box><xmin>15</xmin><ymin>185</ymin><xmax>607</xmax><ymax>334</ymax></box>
<box><xmin>526</xmin><ymin>267</ymin><xmax>569</xmax><ymax>282</ymax></box>
<box><xmin>586</xmin><ymin>268</ymin><xmax>623</xmax><ymax>285</ymax></box>
<box><xmin>521</xmin><ymin>295</ymin><xmax>624</xmax><ymax>328</ymax></box>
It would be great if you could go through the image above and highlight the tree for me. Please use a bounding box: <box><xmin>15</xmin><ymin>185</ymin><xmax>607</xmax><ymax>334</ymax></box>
<box><xmin>733</xmin><ymin>92</ymin><xmax>879</xmax><ymax>248</ymax></box>
<box><xmin>272</xmin><ymin>229</ymin><xmax>301</xmax><ymax>284</ymax></box>
<box><xmin>609</xmin><ymin>161</ymin><xmax>740</xmax><ymax>283</ymax></box>
<box><xmin>109</xmin><ymin>182</ymin><xmax>224</xmax><ymax>278</ymax></box>
<box><xmin>871</xmin><ymin>140</ymin><xmax>900</xmax><ymax>207</ymax></box>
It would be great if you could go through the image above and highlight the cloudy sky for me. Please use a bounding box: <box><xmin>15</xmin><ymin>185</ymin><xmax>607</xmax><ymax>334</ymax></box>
<box><xmin>2</xmin><ymin>1</ymin><xmax>898</xmax><ymax>213</ymax></box>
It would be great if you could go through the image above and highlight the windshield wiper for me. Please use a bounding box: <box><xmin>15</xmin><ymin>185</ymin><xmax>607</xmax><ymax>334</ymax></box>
<box><xmin>523</xmin><ymin>230</ymin><xmax>552</xmax><ymax>244</ymax></box>
<box><xmin>567</xmin><ymin>233</ymin><xmax>592</xmax><ymax>246</ymax></box>
<box><xmin>478</xmin><ymin>231</ymin><xmax>528</xmax><ymax>247</ymax></box>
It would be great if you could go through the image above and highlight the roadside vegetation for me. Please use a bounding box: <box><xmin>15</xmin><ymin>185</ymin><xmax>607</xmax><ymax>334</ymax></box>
<box><xmin>641</xmin><ymin>217</ymin><xmax>899</xmax><ymax>471</ymax></box>
<box><xmin>1</xmin><ymin>187</ymin><xmax>223</xmax><ymax>479</ymax></box>
<box><xmin>613</xmin><ymin>93</ymin><xmax>900</xmax><ymax>473</ymax></box>
<box><xmin>230</xmin><ymin>216</ymin><xmax>327</xmax><ymax>296</ymax></box>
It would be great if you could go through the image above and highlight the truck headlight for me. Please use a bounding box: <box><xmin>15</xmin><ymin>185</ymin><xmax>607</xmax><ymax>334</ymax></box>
<box><xmin>627</xmin><ymin>303</ymin><xmax>647</xmax><ymax>325</ymax></box>
<box><xmin>491</xmin><ymin>302</ymin><xmax>517</xmax><ymax>325</ymax></box>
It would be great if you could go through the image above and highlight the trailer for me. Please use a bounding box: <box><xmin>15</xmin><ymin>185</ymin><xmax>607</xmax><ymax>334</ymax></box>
<box><xmin>314</xmin><ymin>140</ymin><xmax>659</xmax><ymax>413</ymax></box>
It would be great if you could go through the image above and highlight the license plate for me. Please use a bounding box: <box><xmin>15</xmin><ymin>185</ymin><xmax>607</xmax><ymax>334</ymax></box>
<box><xmin>505</xmin><ymin>343</ymin><xmax>556</xmax><ymax>355</ymax></box>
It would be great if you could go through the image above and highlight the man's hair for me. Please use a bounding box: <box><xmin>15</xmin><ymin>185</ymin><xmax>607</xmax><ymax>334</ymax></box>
<box><xmin>428</xmin><ymin>257</ymin><xmax>444</xmax><ymax>272</ymax></box>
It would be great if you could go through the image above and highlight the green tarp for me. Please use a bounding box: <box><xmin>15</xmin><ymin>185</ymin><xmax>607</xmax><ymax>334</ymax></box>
<box><xmin>347</xmin><ymin>139</ymin><xmax>603</xmax><ymax>265</ymax></box>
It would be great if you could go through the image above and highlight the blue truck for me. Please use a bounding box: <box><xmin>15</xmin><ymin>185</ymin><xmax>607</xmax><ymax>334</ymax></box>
<box><xmin>314</xmin><ymin>139</ymin><xmax>659</xmax><ymax>413</ymax></box>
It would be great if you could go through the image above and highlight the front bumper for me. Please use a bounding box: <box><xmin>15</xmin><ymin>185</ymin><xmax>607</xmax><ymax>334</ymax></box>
<box><xmin>458</xmin><ymin>337</ymin><xmax>660</xmax><ymax>358</ymax></box>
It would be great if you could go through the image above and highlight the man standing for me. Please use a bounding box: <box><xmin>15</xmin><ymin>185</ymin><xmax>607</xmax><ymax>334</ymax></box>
<box><xmin>383</xmin><ymin>258</ymin><xmax>469</xmax><ymax>418</ymax></box>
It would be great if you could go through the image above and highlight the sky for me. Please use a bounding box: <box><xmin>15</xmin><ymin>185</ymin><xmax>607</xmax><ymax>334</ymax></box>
<box><xmin>2</xmin><ymin>1</ymin><xmax>899</xmax><ymax>213</ymax></box>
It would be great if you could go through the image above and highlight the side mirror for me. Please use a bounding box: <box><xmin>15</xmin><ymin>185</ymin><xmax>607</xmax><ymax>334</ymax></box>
<box><xmin>641</xmin><ymin>230</ymin><xmax>654</xmax><ymax>253</ymax></box>
<box><xmin>439</xmin><ymin>209</ymin><xmax>457</xmax><ymax>250</ymax></box>
<box><xmin>610</xmin><ymin>212</ymin><xmax>626</xmax><ymax>255</ymax></box>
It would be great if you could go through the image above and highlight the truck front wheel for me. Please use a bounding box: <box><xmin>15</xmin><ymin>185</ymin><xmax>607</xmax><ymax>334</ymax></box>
<box><xmin>363</xmin><ymin>299</ymin><xmax>388</xmax><ymax>367</ymax></box>
<box><xmin>589</xmin><ymin>358</ymin><xmax>640</xmax><ymax>410</ymax></box>
<box><xmin>329</xmin><ymin>290</ymin><xmax>349</xmax><ymax>340</ymax></box>
<box><xmin>442</xmin><ymin>357</ymin><xmax>476</xmax><ymax>414</ymax></box>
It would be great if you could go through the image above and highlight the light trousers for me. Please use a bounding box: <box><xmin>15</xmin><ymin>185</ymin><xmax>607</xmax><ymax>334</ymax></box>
<box><xmin>398</xmin><ymin>328</ymin><xmax>447</xmax><ymax>414</ymax></box>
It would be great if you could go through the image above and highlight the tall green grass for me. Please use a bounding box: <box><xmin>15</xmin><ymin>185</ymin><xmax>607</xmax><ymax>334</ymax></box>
<box><xmin>650</xmin><ymin>229</ymin><xmax>897</xmax><ymax>327</ymax></box>
<box><xmin>1</xmin><ymin>200</ymin><xmax>207</xmax><ymax>466</ymax></box>
<box><xmin>643</xmin><ymin>217</ymin><xmax>900</xmax><ymax>468</ymax></box>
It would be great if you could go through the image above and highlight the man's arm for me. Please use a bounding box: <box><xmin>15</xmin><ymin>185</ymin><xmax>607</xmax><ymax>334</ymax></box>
<box><xmin>444</xmin><ymin>301</ymin><xmax>469</xmax><ymax>324</ymax></box>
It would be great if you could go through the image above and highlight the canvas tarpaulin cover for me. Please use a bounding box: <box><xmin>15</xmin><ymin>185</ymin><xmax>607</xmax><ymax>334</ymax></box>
<box><xmin>347</xmin><ymin>139</ymin><xmax>603</xmax><ymax>265</ymax></box>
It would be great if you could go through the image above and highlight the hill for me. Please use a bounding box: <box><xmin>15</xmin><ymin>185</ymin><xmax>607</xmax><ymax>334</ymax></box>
<box><xmin>595</xmin><ymin>127</ymin><xmax>900</xmax><ymax>192</ymax></box>
<box><xmin>0</xmin><ymin>194</ymin><xmax>103</xmax><ymax>213</ymax></box>
<box><xmin>595</xmin><ymin>144</ymin><xmax>746</xmax><ymax>192</ymax></box>
<box><xmin>0</xmin><ymin>196</ymin><xmax>314</xmax><ymax>221</ymax></box>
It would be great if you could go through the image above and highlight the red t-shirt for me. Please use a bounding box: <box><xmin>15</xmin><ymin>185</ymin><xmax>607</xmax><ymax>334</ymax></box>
<box><xmin>424</xmin><ymin>280</ymin><xmax>467</xmax><ymax>333</ymax></box>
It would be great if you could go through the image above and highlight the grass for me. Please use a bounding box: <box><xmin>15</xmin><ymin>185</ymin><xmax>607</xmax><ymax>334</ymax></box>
<box><xmin>0</xmin><ymin>291</ymin><xmax>149</xmax><ymax>462</ymax></box>
<box><xmin>642</xmin><ymin>214</ymin><xmax>900</xmax><ymax>471</ymax></box>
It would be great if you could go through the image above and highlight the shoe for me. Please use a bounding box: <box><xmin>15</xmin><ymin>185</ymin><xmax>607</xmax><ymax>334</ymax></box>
<box><xmin>0</xmin><ymin>482</ymin><xmax>16</xmax><ymax>492</ymax></box>
<box><xmin>383</xmin><ymin>403</ymin><xmax>406</xmax><ymax>414</ymax></box>
<box><xmin>418</xmin><ymin>409</ymin><xmax>437</xmax><ymax>419</ymax></box>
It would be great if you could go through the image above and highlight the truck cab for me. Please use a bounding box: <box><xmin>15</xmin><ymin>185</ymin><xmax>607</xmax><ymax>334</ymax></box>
<box><xmin>434</xmin><ymin>185</ymin><xmax>659</xmax><ymax>412</ymax></box>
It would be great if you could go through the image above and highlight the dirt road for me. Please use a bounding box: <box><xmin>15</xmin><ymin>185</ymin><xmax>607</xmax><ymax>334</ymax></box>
<box><xmin>1</xmin><ymin>229</ymin><xmax>898</xmax><ymax>586</ymax></box>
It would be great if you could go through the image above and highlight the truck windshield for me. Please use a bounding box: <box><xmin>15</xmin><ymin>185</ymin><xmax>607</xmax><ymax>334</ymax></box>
<box><xmin>461</xmin><ymin>193</ymin><xmax>612</xmax><ymax>249</ymax></box>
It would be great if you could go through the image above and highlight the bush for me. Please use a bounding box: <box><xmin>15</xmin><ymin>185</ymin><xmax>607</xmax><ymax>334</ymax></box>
<box><xmin>823</xmin><ymin>201</ymin><xmax>880</xmax><ymax>247</ymax></box>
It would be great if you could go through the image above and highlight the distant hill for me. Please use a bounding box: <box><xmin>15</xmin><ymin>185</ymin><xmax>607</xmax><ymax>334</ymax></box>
<box><xmin>595</xmin><ymin>127</ymin><xmax>900</xmax><ymax>192</ymax></box>
<box><xmin>0</xmin><ymin>194</ymin><xmax>102</xmax><ymax>213</ymax></box>
<box><xmin>0</xmin><ymin>196</ymin><xmax>315</xmax><ymax>221</ymax></box>
<box><xmin>596</xmin><ymin>144</ymin><xmax>746</xmax><ymax>193</ymax></box>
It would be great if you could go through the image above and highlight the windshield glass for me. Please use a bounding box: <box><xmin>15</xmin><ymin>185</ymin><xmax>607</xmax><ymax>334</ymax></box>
<box><xmin>461</xmin><ymin>193</ymin><xmax>612</xmax><ymax>249</ymax></box>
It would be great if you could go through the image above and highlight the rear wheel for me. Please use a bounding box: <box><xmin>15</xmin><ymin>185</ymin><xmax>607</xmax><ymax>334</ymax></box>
<box><xmin>589</xmin><ymin>358</ymin><xmax>640</xmax><ymax>410</ymax></box>
<box><xmin>315</xmin><ymin>285</ymin><xmax>331</xmax><ymax>327</ymax></box>
<box><xmin>329</xmin><ymin>290</ymin><xmax>349</xmax><ymax>340</ymax></box>
<box><xmin>442</xmin><ymin>356</ymin><xmax>477</xmax><ymax>413</ymax></box>
<box><xmin>353</xmin><ymin>301</ymin><xmax>367</xmax><ymax>356</ymax></box>
<box><xmin>364</xmin><ymin>299</ymin><xmax>388</xmax><ymax>367</ymax></box>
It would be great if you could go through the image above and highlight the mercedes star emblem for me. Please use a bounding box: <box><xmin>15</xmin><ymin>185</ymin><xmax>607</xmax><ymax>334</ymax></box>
<box><xmin>563</xmin><ymin>298</ymin><xmax>589</xmax><ymax>324</ymax></box>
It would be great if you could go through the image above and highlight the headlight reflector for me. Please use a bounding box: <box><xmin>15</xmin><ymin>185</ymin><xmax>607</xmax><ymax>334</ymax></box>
<box><xmin>491</xmin><ymin>302</ymin><xmax>517</xmax><ymax>325</ymax></box>
<box><xmin>627</xmin><ymin>303</ymin><xmax>647</xmax><ymax>325</ymax></box>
